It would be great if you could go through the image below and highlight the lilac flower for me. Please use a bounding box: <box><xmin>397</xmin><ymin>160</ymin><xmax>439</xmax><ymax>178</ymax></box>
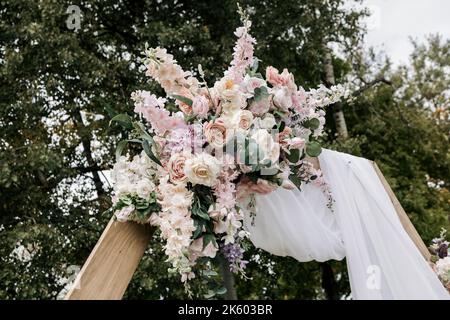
<box><xmin>221</xmin><ymin>243</ymin><xmax>249</xmax><ymax>273</ymax></box>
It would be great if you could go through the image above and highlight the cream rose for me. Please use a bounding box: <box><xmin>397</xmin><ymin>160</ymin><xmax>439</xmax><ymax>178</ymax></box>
<box><xmin>214</xmin><ymin>77</ymin><xmax>240</xmax><ymax>101</ymax></box>
<box><xmin>251</xmin><ymin>129</ymin><xmax>280</xmax><ymax>164</ymax></box>
<box><xmin>260</xmin><ymin>113</ymin><xmax>276</xmax><ymax>129</ymax></box>
<box><xmin>167</xmin><ymin>152</ymin><xmax>189</xmax><ymax>183</ymax></box>
<box><xmin>184</xmin><ymin>153</ymin><xmax>221</xmax><ymax>187</ymax></box>
<box><xmin>232</xmin><ymin>110</ymin><xmax>254</xmax><ymax>131</ymax></box>
<box><xmin>204</xmin><ymin>119</ymin><xmax>227</xmax><ymax>149</ymax></box>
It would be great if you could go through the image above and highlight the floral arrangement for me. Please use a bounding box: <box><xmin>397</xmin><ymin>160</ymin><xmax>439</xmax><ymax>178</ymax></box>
<box><xmin>108</xmin><ymin>12</ymin><xmax>347</xmax><ymax>294</ymax></box>
<box><xmin>429</xmin><ymin>228</ymin><xmax>450</xmax><ymax>292</ymax></box>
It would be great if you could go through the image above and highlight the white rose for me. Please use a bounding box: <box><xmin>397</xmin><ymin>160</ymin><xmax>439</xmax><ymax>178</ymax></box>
<box><xmin>136</xmin><ymin>178</ymin><xmax>156</xmax><ymax>199</ymax></box>
<box><xmin>251</xmin><ymin>129</ymin><xmax>280</xmax><ymax>164</ymax></box>
<box><xmin>260</xmin><ymin>113</ymin><xmax>276</xmax><ymax>129</ymax></box>
<box><xmin>221</xmin><ymin>100</ymin><xmax>241</xmax><ymax>115</ymax></box>
<box><xmin>184</xmin><ymin>153</ymin><xmax>221</xmax><ymax>187</ymax></box>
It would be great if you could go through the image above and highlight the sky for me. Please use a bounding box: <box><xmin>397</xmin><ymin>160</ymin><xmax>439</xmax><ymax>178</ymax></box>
<box><xmin>358</xmin><ymin>0</ymin><xmax>450</xmax><ymax>65</ymax></box>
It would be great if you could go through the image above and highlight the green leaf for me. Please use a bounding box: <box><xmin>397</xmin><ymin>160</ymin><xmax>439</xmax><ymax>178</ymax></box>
<box><xmin>202</xmin><ymin>269</ymin><xmax>219</xmax><ymax>277</ymax></box>
<box><xmin>306</xmin><ymin>141</ymin><xmax>322</xmax><ymax>157</ymax></box>
<box><xmin>110</xmin><ymin>113</ymin><xmax>133</xmax><ymax>130</ymax></box>
<box><xmin>304</xmin><ymin>118</ymin><xmax>320</xmax><ymax>130</ymax></box>
<box><xmin>286</xmin><ymin>148</ymin><xmax>300</xmax><ymax>163</ymax></box>
<box><xmin>204</xmin><ymin>290</ymin><xmax>216</xmax><ymax>299</ymax></box>
<box><xmin>216</xmin><ymin>287</ymin><xmax>227</xmax><ymax>295</ymax></box>
<box><xmin>203</xmin><ymin>233</ymin><xmax>217</xmax><ymax>249</ymax></box>
<box><xmin>289</xmin><ymin>174</ymin><xmax>302</xmax><ymax>188</ymax></box>
<box><xmin>251</xmin><ymin>58</ymin><xmax>259</xmax><ymax>72</ymax></box>
<box><xmin>115</xmin><ymin>140</ymin><xmax>128</xmax><ymax>160</ymax></box>
<box><xmin>142</xmin><ymin>139</ymin><xmax>162</xmax><ymax>166</ymax></box>
<box><xmin>193</xmin><ymin>219</ymin><xmax>204</xmax><ymax>238</ymax></box>
<box><xmin>253</xmin><ymin>86</ymin><xmax>269</xmax><ymax>102</ymax></box>
<box><xmin>172</xmin><ymin>94</ymin><xmax>193</xmax><ymax>107</ymax></box>
<box><xmin>104</xmin><ymin>105</ymin><xmax>117</xmax><ymax>118</ymax></box>
<box><xmin>133</xmin><ymin>121</ymin><xmax>154</xmax><ymax>141</ymax></box>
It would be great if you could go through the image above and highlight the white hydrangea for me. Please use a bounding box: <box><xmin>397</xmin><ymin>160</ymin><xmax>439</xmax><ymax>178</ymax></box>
<box><xmin>111</xmin><ymin>152</ymin><xmax>158</xmax><ymax>201</ymax></box>
<box><xmin>435</xmin><ymin>257</ymin><xmax>450</xmax><ymax>283</ymax></box>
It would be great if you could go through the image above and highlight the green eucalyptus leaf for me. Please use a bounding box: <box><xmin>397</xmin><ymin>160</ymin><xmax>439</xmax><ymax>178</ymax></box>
<box><xmin>253</xmin><ymin>86</ymin><xmax>269</xmax><ymax>102</ymax></box>
<box><xmin>306</xmin><ymin>141</ymin><xmax>322</xmax><ymax>157</ymax></box>
<box><xmin>304</xmin><ymin>118</ymin><xmax>320</xmax><ymax>130</ymax></box>
<box><xmin>286</xmin><ymin>148</ymin><xmax>300</xmax><ymax>163</ymax></box>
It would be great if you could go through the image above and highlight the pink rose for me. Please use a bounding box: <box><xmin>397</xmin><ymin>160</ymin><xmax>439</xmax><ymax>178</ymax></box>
<box><xmin>249</xmin><ymin>98</ymin><xmax>270</xmax><ymax>116</ymax></box>
<box><xmin>241</xmin><ymin>75</ymin><xmax>266</xmax><ymax>95</ymax></box>
<box><xmin>167</xmin><ymin>153</ymin><xmax>188</xmax><ymax>183</ymax></box>
<box><xmin>266</xmin><ymin>66</ymin><xmax>285</xmax><ymax>87</ymax></box>
<box><xmin>286</xmin><ymin>137</ymin><xmax>306</xmax><ymax>150</ymax></box>
<box><xmin>279</xmin><ymin>68</ymin><xmax>296</xmax><ymax>91</ymax></box>
<box><xmin>204</xmin><ymin>119</ymin><xmax>227</xmax><ymax>149</ymax></box>
<box><xmin>273</xmin><ymin>87</ymin><xmax>292</xmax><ymax>110</ymax></box>
<box><xmin>276</xmin><ymin>126</ymin><xmax>292</xmax><ymax>145</ymax></box>
<box><xmin>192</xmin><ymin>95</ymin><xmax>210</xmax><ymax>118</ymax></box>
<box><xmin>266</xmin><ymin>66</ymin><xmax>296</xmax><ymax>90</ymax></box>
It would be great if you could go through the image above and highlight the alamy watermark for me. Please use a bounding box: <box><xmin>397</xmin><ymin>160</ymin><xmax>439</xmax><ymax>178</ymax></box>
<box><xmin>66</xmin><ymin>5</ymin><xmax>82</xmax><ymax>32</ymax></box>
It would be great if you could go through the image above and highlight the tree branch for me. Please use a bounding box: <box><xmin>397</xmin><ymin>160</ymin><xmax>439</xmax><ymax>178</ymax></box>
<box><xmin>351</xmin><ymin>77</ymin><xmax>392</xmax><ymax>98</ymax></box>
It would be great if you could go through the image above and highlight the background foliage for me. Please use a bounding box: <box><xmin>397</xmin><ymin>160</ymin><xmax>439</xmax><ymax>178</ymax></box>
<box><xmin>0</xmin><ymin>0</ymin><xmax>448</xmax><ymax>299</ymax></box>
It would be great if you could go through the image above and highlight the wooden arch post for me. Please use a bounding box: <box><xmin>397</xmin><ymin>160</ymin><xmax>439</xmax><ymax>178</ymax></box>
<box><xmin>65</xmin><ymin>161</ymin><xmax>431</xmax><ymax>300</ymax></box>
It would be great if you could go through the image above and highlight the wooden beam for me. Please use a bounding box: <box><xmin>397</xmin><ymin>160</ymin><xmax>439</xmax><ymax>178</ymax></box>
<box><xmin>371</xmin><ymin>161</ymin><xmax>431</xmax><ymax>261</ymax></box>
<box><xmin>65</xmin><ymin>217</ymin><xmax>153</xmax><ymax>300</ymax></box>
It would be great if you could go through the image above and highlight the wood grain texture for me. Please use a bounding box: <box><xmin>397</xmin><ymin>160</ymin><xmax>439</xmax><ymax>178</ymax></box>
<box><xmin>65</xmin><ymin>217</ymin><xmax>153</xmax><ymax>300</ymax></box>
<box><xmin>371</xmin><ymin>161</ymin><xmax>431</xmax><ymax>261</ymax></box>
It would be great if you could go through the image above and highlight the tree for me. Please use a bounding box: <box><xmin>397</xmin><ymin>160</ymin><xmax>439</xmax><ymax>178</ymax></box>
<box><xmin>328</xmin><ymin>35</ymin><xmax>450</xmax><ymax>245</ymax></box>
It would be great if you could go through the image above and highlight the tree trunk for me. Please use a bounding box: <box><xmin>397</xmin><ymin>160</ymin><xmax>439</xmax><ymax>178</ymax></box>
<box><xmin>218</xmin><ymin>256</ymin><xmax>238</xmax><ymax>300</ymax></box>
<box><xmin>321</xmin><ymin>262</ymin><xmax>339</xmax><ymax>300</ymax></box>
<box><xmin>322</xmin><ymin>43</ymin><xmax>349</xmax><ymax>140</ymax></box>
<box><xmin>72</xmin><ymin>110</ymin><xmax>109</xmax><ymax>209</ymax></box>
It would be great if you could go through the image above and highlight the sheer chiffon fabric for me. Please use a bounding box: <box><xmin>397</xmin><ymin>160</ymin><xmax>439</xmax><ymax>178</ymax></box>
<box><xmin>244</xmin><ymin>149</ymin><xmax>449</xmax><ymax>300</ymax></box>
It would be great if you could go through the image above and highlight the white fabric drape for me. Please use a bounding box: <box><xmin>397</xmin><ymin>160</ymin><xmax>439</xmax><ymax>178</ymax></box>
<box><xmin>244</xmin><ymin>148</ymin><xmax>449</xmax><ymax>300</ymax></box>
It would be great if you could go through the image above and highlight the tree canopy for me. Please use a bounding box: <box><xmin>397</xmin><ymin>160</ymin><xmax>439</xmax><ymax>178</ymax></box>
<box><xmin>0</xmin><ymin>0</ymin><xmax>448</xmax><ymax>299</ymax></box>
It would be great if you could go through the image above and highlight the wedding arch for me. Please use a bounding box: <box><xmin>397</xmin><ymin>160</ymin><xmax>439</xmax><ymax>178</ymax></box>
<box><xmin>64</xmin><ymin>158</ymin><xmax>430</xmax><ymax>300</ymax></box>
<box><xmin>63</xmin><ymin>11</ymin><xmax>448</xmax><ymax>299</ymax></box>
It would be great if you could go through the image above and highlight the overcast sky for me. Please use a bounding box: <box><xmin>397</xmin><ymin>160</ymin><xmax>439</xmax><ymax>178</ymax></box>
<box><xmin>358</xmin><ymin>0</ymin><xmax>450</xmax><ymax>65</ymax></box>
